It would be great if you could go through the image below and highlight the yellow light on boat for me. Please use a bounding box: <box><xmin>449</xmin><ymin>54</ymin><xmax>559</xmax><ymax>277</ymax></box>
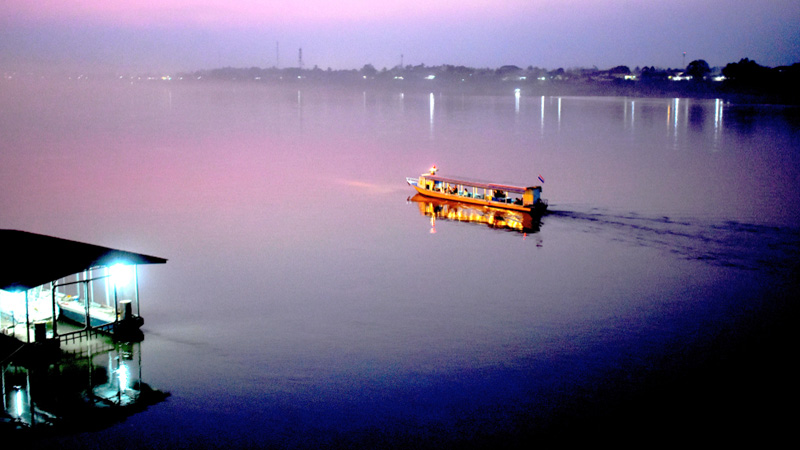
<box><xmin>430</xmin><ymin>165</ymin><xmax>438</xmax><ymax>174</ymax></box>
<box><xmin>109</xmin><ymin>263</ymin><xmax>134</xmax><ymax>288</ymax></box>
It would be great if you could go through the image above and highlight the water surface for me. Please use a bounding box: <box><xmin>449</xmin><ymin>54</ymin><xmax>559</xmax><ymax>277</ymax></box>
<box><xmin>2</xmin><ymin>80</ymin><xmax>798</xmax><ymax>447</ymax></box>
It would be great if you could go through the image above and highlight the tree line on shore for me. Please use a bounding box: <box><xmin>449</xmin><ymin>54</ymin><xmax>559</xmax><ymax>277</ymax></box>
<box><xmin>174</xmin><ymin>58</ymin><xmax>799</xmax><ymax>103</ymax></box>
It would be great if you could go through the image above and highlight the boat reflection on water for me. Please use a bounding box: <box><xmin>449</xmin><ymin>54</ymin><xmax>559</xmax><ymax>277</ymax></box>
<box><xmin>409</xmin><ymin>194</ymin><xmax>543</xmax><ymax>239</ymax></box>
<box><xmin>1</xmin><ymin>338</ymin><xmax>167</xmax><ymax>433</ymax></box>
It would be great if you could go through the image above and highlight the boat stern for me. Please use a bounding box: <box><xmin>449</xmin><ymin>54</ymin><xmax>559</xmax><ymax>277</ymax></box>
<box><xmin>523</xmin><ymin>186</ymin><xmax>542</xmax><ymax>207</ymax></box>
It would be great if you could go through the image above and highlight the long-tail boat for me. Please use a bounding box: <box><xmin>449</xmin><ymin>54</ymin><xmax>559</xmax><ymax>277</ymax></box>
<box><xmin>406</xmin><ymin>166</ymin><xmax>547</xmax><ymax>215</ymax></box>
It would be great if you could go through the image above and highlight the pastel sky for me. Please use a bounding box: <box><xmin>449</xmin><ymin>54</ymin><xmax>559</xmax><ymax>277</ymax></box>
<box><xmin>2</xmin><ymin>1</ymin><xmax>798</xmax><ymax>73</ymax></box>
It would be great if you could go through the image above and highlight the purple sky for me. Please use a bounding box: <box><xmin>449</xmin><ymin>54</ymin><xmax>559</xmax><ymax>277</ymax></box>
<box><xmin>2</xmin><ymin>1</ymin><xmax>798</xmax><ymax>73</ymax></box>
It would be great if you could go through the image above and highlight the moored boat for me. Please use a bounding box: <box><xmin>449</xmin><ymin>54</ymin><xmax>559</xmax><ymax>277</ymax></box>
<box><xmin>57</xmin><ymin>297</ymin><xmax>117</xmax><ymax>328</ymax></box>
<box><xmin>406</xmin><ymin>166</ymin><xmax>547</xmax><ymax>214</ymax></box>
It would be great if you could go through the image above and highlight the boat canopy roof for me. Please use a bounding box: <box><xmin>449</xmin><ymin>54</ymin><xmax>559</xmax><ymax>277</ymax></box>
<box><xmin>423</xmin><ymin>174</ymin><xmax>539</xmax><ymax>194</ymax></box>
<box><xmin>0</xmin><ymin>229</ymin><xmax>167</xmax><ymax>292</ymax></box>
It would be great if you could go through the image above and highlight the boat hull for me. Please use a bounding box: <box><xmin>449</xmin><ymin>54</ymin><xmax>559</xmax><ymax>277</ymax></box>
<box><xmin>58</xmin><ymin>301</ymin><xmax>116</xmax><ymax>328</ymax></box>
<box><xmin>410</xmin><ymin>184</ymin><xmax>546</xmax><ymax>214</ymax></box>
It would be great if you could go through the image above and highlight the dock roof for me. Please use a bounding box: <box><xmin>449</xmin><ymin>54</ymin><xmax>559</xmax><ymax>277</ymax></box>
<box><xmin>0</xmin><ymin>230</ymin><xmax>167</xmax><ymax>292</ymax></box>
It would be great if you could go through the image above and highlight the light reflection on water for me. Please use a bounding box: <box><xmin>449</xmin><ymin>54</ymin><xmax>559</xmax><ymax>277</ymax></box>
<box><xmin>1</xmin><ymin>80</ymin><xmax>799</xmax><ymax>446</ymax></box>
<box><xmin>408</xmin><ymin>193</ymin><xmax>543</xmax><ymax>236</ymax></box>
<box><xmin>1</xmin><ymin>340</ymin><xmax>167</xmax><ymax>432</ymax></box>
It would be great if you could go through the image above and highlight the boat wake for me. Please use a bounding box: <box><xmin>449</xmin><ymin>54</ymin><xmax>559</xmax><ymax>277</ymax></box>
<box><xmin>547</xmin><ymin>207</ymin><xmax>800</xmax><ymax>273</ymax></box>
<box><xmin>338</xmin><ymin>179</ymin><xmax>407</xmax><ymax>195</ymax></box>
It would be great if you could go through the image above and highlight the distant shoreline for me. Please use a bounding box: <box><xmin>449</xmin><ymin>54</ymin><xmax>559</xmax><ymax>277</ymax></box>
<box><xmin>5</xmin><ymin>68</ymin><xmax>798</xmax><ymax>105</ymax></box>
<box><xmin>177</xmin><ymin>60</ymin><xmax>800</xmax><ymax>105</ymax></box>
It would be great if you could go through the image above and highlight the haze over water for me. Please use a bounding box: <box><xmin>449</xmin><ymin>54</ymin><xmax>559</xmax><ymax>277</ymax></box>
<box><xmin>2</xmin><ymin>79</ymin><xmax>799</xmax><ymax>447</ymax></box>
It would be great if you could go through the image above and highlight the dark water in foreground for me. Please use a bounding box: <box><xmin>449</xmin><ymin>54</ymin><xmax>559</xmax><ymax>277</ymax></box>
<box><xmin>2</xmin><ymin>81</ymin><xmax>799</xmax><ymax>447</ymax></box>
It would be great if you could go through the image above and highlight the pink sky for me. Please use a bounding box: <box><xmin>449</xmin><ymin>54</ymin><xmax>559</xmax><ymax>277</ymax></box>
<box><xmin>4</xmin><ymin>0</ymin><xmax>521</xmax><ymax>26</ymax></box>
<box><xmin>2</xmin><ymin>1</ymin><xmax>798</xmax><ymax>72</ymax></box>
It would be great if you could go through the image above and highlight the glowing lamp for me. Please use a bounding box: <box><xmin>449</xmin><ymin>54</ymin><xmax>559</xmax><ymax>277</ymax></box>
<box><xmin>109</xmin><ymin>263</ymin><xmax>134</xmax><ymax>288</ymax></box>
<box><xmin>14</xmin><ymin>388</ymin><xmax>24</xmax><ymax>418</ymax></box>
<box><xmin>116</xmin><ymin>364</ymin><xmax>130</xmax><ymax>391</ymax></box>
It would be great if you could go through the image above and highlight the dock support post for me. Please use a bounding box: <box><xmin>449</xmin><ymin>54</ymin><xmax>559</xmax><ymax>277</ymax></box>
<box><xmin>120</xmin><ymin>301</ymin><xmax>132</xmax><ymax>322</ymax></box>
<box><xmin>134</xmin><ymin>265</ymin><xmax>140</xmax><ymax>318</ymax></box>
<box><xmin>25</xmin><ymin>290</ymin><xmax>31</xmax><ymax>343</ymax></box>
<box><xmin>51</xmin><ymin>281</ymin><xmax>58</xmax><ymax>339</ymax></box>
<box><xmin>34</xmin><ymin>322</ymin><xmax>47</xmax><ymax>343</ymax></box>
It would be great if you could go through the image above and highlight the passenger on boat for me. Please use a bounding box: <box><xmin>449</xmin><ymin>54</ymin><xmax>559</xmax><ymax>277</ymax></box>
<box><xmin>448</xmin><ymin>186</ymin><xmax>457</xmax><ymax>194</ymax></box>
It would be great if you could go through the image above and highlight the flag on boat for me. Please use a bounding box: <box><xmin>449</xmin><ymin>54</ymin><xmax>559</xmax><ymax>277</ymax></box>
<box><xmin>538</xmin><ymin>175</ymin><xmax>545</xmax><ymax>184</ymax></box>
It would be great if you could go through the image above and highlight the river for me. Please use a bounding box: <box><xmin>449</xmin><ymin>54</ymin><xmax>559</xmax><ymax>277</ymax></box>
<box><xmin>2</xmin><ymin>79</ymin><xmax>798</xmax><ymax>447</ymax></box>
